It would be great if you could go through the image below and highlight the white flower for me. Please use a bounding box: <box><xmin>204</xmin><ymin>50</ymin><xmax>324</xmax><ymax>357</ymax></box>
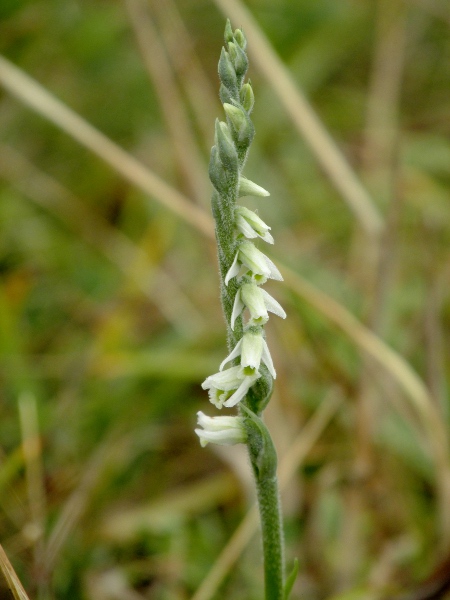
<box><xmin>195</xmin><ymin>411</ymin><xmax>247</xmax><ymax>447</ymax></box>
<box><xmin>201</xmin><ymin>365</ymin><xmax>260</xmax><ymax>408</ymax></box>
<box><xmin>231</xmin><ymin>282</ymin><xmax>286</xmax><ymax>330</ymax></box>
<box><xmin>238</xmin><ymin>176</ymin><xmax>270</xmax><ymax>198</ymax></box>
<box><xmin>220</xmin><ymin>330</ymin><xmax>276</xmax><ymax>379</ymax></box>
<box><xmin>225</xmin><ymin>241</ymin><xmax>283</xmax><ymax>285</ymax></box>
<box><xmin>235</xmin><ymin>206</ymin><xmax>274</xmax><ymax>244</ymax></box>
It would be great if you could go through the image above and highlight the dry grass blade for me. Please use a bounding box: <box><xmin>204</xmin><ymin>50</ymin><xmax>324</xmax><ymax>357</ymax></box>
<box><xmin>0</xmin><ymin>55</ymin><xmax>214</xmax><ymax>240</ymax></box>
<box><xmin>18</xmin><ymin>392</ymin><xmax>46</xmax><ymax>580</ymax></box>
<box><xmin>44</xmin><ymin>435</ymin><xmax>128</xmax><ymax>571</ymax></box>
<box><xmin>212</xmin><ymin>0</ymin><xmax>384</xmax><ymax>237</ymax></box>
<box><xmin>150</xmin><ymin>0</ymin><xmax>219</xmax><ymax>148</ymax></box>
<box><xmin>124</xmin><ymin>0</ymin><xmax>210</xmax><ymax>205</ymax></box>
<box><xmin>0</xmin><ymin>544</ymin><xmax>31</xmax><ymax>600</ymax></box>
<box><xmin>282</xmin><ymin>263</ymin><xmax>450</xmax><ymax>546</ymax></box>
<box><xmin>191</xmin><ymin>393</ymin><xmax>342</xmax><ymax>600</ymax></box>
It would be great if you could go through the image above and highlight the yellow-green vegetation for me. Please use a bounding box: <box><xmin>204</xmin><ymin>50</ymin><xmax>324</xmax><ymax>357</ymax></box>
<box><xmin>0</xmin><ymin>1</ymin><xmax>450</xmax><ymax>599</ymax></box>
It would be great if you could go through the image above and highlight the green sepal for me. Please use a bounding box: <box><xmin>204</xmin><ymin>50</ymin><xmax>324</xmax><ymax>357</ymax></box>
<box><xmin>245</xmin><ymin>363</ymin><xmax>273</xmax><ymax>413</ymax></box>
<box><xmin>241</xmin><ymin>404</ymin><xmax>277</xmax><ymax>481</ymax></box>
<box><xmin>223</xmin><ymin>102</ymin><xmax>255</xmax><ymax>148</ymax></box>
<box><xmin>234</xmin><ymin>28</ymin><xmax>247</xmax><ymax>51</ymax></box>
<box><xmin>209</xmin><ymin>145</ymin><xmax>228</xmax><ymax>194</ymax></box>
<box><xmin>224</xmin><ymin>18</ymin><xmax>234</xmax><ymax>44</ymax></box>
<box><xmin>240</xmin><ymin>82</ymin><xmax>255</xmax><ymax>113</ymax></box>
<box><xmin>215</xmin><ymin>120</ymin><xmax>239</xmax><ymax>173</ymax></box>
<box><xmin>219</xmin><ymin>83</ymin><xmax>233</xmax><ymax>105</ymax></box>
<box><xmin>284</xmin><ymin>558</ymin><xmax>299</xmax><ymax>600</ymax></box>
<box><xmin>218</xmin><ymin>48</ymin><xmax>238</xmax><ymax>96</ymax></box>
<box><xmin>228</xmin><ymin>40</ymin><xmax>248</xmax><ymax>78</ymax></box>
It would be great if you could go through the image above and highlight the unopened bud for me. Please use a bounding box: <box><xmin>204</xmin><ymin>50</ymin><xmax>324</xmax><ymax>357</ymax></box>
<box><xmin>228</xmin><ymin>41</ymin><xmax>248</xmax><ymax>78</ymax></box>
<box><xmin>215</xmin><ymin>119</ymin><xmax>238</xmax><ymax>172</ymax></box>
<box><xmin>240</xmin><ymin>82</ymin><xmax>255</xmax><ymax>113</ymax></box>
<box><xmin>238</xmin><ymin>176</ymin><xmax>270</xmax><ymax>198</ymax></box>
<box><xmin>218</xmin><ymin>48</ymin><xmax>237</xmax><ymax>94</ymax></box>
<box><xmin>223</xmin><ymin>103</ymin><xmax>254</xmax><ymax>145</ymax></box>
<box><xmin>234</xmin><ymin>28</ymin><xmax>247</xmax><ymax>51</ymax></box>
<box><xmin>224</xmin><ymin>19</ymin><xmax>234</xmax><ymax>44</ymax></box>
<box><xmin>219</xmin><ymin>83</ymin><xmax>233</xmax><ymax>105</ymax></box>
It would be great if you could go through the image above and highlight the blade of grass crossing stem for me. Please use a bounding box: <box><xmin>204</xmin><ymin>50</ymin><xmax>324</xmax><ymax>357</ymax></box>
<box><xmin>0</xmin><ymin>544</ymin><xmax>30</xmax><ymax>600</ymax></box>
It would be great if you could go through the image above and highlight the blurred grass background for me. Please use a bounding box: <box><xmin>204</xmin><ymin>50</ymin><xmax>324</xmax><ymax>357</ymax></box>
<box><xmin>0</xmin><ymin>0</ymin><xmax>450</xmax><ymax>598</ymax></box>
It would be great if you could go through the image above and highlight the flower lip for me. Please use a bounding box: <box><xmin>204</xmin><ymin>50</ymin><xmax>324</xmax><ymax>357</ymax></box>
<box><xmin>202</xmin><ymin>365</ymin><xmax>260</xmax><ymax>408</ymax></box>
<box><xmin>195</xmin><ymin>411</ymin><xmax>247</xmax><ymax>447</ymax></box>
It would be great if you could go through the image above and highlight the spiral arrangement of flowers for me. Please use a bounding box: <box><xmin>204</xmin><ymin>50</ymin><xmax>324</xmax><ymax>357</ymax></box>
<box><xmin>196</xmin><ymin>20</ymin><xmax>286</xmax><ymax>448</ymax></box>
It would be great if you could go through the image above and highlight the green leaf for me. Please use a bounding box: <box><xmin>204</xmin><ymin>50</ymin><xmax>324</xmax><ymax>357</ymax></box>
<box><xmin>284</xmin><ymin>558</ymin><xmax>299</xmax><ymax>600</ymax></box>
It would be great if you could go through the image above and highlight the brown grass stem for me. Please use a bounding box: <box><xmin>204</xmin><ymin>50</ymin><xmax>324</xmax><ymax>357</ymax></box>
<box><xmin>0</xmin><ymin>54</ymin><xmax>214</xmax><ymax>240</ymax></box>
<box><xmin>124</xmin><ymin>0</ymin><xmax>210</xmax><ymax>206</ymax></box>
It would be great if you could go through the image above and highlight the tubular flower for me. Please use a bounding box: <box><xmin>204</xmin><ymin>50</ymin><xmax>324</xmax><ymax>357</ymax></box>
<box><xmin>235</xmin><ymin>206</ymin><xmax>274</xmax><ymax>244</ymax></box>
<box><xmin>220</xmin><ymin>329</ymin><xmax>276</xmax><ymax>379</ymax></box>
<box><xmin>201</xmin><ymin>365</ymin><xmax>261</xmax><ymax>408</ymax></box>
<box><xmin>195</xmin><ymin>412</ymin><xmax>247</xmax><ymax>447</ymax></box>
<box><xmin>225</xmin><ymin>241</ymin><xmax>283</xmax><ymax>286</ymax></box>
<box><xmin>231</xmin><ymin>282</ymin><xmax>286</xmax><ymax>330</ymax></box>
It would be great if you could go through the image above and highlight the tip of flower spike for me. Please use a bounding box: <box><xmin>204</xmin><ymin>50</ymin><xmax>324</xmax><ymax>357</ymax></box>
<box><xmin>224</xmin><ymin>19</ymin><xmax>234</xmax><ymax>43</ymax></box>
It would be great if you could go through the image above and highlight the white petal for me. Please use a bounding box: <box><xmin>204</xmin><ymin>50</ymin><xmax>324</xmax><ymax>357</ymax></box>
<box><xmin>263</xmin><ymin>255</ymin><xmax>283</xmax><ymax>281</ymax></box>
<box><xmin>240</xmin><ymin>283</ymin><xmax>269</xmax><ymax>321</ymax></box>
<box><xmin>239</xmin><ymin>242</ymin><xmax>271</xmax><ymax>277</ymax></box>
<box><xmin>260</xmin><ymin>288</ymin><xmax>286</xmax><ymax>319</ymax></box>
<box><xmin>195</xmin><ymin>427</ymin><xmax>246</xmax><ymax>447</ymax></box>
<box><xmin>231</xmin><ymin>289</ymin><xmax>245</xmax><ymax>330</ymax></box>
<box><xmin>225</xmin><ymin>251</ymin><xmax>240</xmax><ymax>286</ymax></box>
<box><xmin>241</xmin><ymin>332</ymin><xmax>263</xmax><ymax>370</ymax></box>
<box><xmin>201</xmin><ymin>365</ymin><xmax>242</xmax><ymax>391</ymax></box>
<box><xmin>223</xmin><ymin>372</ymin><xmax>260</xmax><ymax>407</ymax></box>
<box><xmin>261</xmin><ymin>339</ymin><xmax>276</xmax><ymax>379</ymax></box>
<box><xmin>197</xmin><ymin>411</ymin><xmax>241</xmax><ymax>431</ymax></box>
<box><xmin>260</xmin><ymin>230</ymin><xmax>274</xmax><ymax>244</ymax></box>
<box><xmin>219</xmin><ymin>339</ymin><xmax>243</xmax><ymax>371</ymax></box>
<box><xmin>236</xmin><ymin>214</ymin><xmax>258</xmax><ymax>239</ymax></box>
<box><xmin>236</xmin><ymin>207</ymin><xmax>273</xmax><ymax>244</ymax></box>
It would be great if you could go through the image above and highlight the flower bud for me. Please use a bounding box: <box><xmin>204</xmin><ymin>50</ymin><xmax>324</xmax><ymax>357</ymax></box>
<box><xmin>240</xmin><ymin>82</ymin><xmax>255</xmax><ymax>113</ymax></box>
<box><xmin>228</xmin><ymin>41</ymin><xmax>248</xmax><ymax>78</ymax></box>
<box><xmin>234</xmin><ymin>28</ymin><xmax>247</xmax><ymax>51</ymax></box>
<box><xmin>223</xmin><ymin>103</ymin><xmax>254</xmax><ymax>145</ymax></box>
<box><xmin>218</xmin><ymin>48</ymin><xmax>237</xmax><ymax>94</ymax></box>
<box><xmin>209</xmin><ymin>145</ymin><xmax>228</xmax><ymax>193</ymax></box>
<box><xmin>219</xmin><ymin>83</ymin><xmax>233</xmax><ymax>105</ymax></box>
<box><xmin>238</xmin><ymin>176</ymin><xmax>270</xmax><ymax>198</ymax></box>
<box><xmin>215</xmin><ymin>119</ymin><xmax>238</xmax><ymax>173</ymax></box>
<box><xmin>224</xmin><ymin>18</ymin><xmax>234</xmax><ymax>44</ymax></box>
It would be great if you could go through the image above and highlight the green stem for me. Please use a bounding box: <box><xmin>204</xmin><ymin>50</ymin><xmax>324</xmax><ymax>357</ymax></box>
<box><xmin>255</xmin><ymin>475</ymin><xmax>285</xmax><ymax>599</ymax></box>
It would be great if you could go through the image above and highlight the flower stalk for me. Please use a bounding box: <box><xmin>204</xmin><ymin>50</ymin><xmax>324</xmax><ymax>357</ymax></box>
<box><xmin>196</xmin><ymin>19</ymin><xmax>292</xmax><ymax>600</ymax></box>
